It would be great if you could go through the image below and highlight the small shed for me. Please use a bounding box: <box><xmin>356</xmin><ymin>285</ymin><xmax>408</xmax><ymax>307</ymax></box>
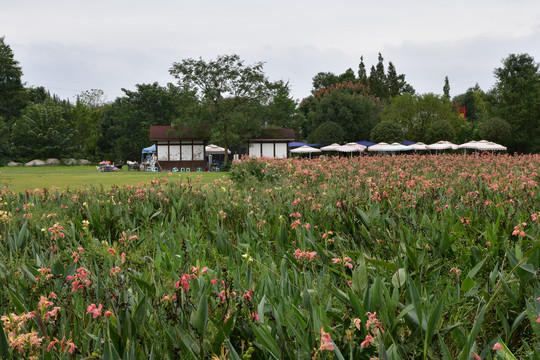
<box><xmin>248</xmin><ymin>128</ymin><xmax>295</xmax><ymax>158</ymax></box>
<box><xmin>149</xmin><ymin>126</ymin><xmax>210</xmax><ymax>171</ymax></box>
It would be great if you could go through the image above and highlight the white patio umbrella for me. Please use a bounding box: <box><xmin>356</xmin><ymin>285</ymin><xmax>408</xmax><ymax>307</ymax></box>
<box><xmin>335</xmin><ymin>143</ymin><xmax>367</xmax><ymax>157</ymax></box>
<box><xmin>376</xmin><ymin>142</ymin><xmax>413</xmax><ymax>152</ymax></box>
<box><xmin>426</xmin><ymin>141</ymin><xmax>459</xmax><ymax>152</ymax></box>
<box><xmin>367</xmin><ymin>142</ymin><xmax>390</xmax><ymax>152</ymax></box>
<box><xmin>408</xmin><ymin>142</ymin><xmax>428</xmax><ymax>150</ymax></box>
<box><xmin>320</xmin><ymin>143</ymin><xmax>341</xmax><ymax>151</ymax></box>
<box><xmin>476</xmin><ymin>141</ymin><xmax>507</xmax><ymax>152</ymax></box>
<box><xmin>205</xmin><ymin>144</ymin><xmax>231</xmax><ymax>154</ymax></box>
<box><xmin>290</xmin><ymin>145</ymin><xmax>321</xmax><ymax>159</ymax></box>
<box><xmin>458</xmin><ymin>140</ymin><xmax>480</xmax><ymax>150</ymax></box>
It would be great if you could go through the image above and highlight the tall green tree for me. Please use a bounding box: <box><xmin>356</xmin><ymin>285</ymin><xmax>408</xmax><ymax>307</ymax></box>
<box><xmin>0</xmin><ymin>36</ymin><xmax>27</xmax><ymax>123</ymax></box>
<box><xmin>300</xmin><ymin>82</ymin><xmax>380</xmax><ymax>142</ymax></box>
<box><xmin>381</xmin><ymin>93</ymin><xmax>465</xmax><ymax>142</ymax></box>
<box><xmin>386</xmin><ymin>62</ymin><xmax>400</xmax><ymax>98</ymax></box>
<box><xmin>261</xmin><ymin>81</ymin><xmax>303</xmax><ymax>134</ymax></box>
<box><xmin>312</xmin><ymin>72</ymin><xmax>339</xmax><ymax>90</ymax></box>
<box><xmin>98</xmin><ymin>82</ymin><xmax>192</xmax><ymax>161</ymax></box>
<box><xmin>357</xmin><ymin>56</ymin><xmax>368</xmax><ymax>86</ymax></box>
<box><xmin>493</xmin><ymin>53</ymin><xmax>540</xmax><ymax>153</ymax></box>
<box><xmin>369</xmin><ymin>53</ymin><xmax>388</xmax><ymax>99</ymax></box>
<box><xmin>169</xmin><ymin>54</ymin><xmax>280</xmax><ymax>164</ymax></box>
<box><xmin>452</xmin><ymin>84</ymin><xmax>490</xmax><ymax>124</ymax></box>
<box><xmin>11</xmin><ymin>99</ymin><xmax>76</xmax><ymax>160</ymax></box>
<box><xmin>443</xmin><ymin>76</ymin><xmax>450</xmax><ymax>99</ymax></box>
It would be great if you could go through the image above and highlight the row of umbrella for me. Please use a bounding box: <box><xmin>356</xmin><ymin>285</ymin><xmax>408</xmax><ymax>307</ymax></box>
<box><xmin>290</xmin><ymin>140</ymin><xmax>507</xmax><ymax>156</ymax></box>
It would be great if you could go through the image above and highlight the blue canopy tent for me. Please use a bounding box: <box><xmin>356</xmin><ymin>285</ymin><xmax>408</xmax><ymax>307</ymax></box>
<box><xmin>402</xmin><ymin>140</ymin><xmax>416</xmax><ymax>146</ymax></box>
<box><xmin>357</xmin><ymin>141</ymin><xmax>376</xmax><ymax>147</ymax></box>
<box><xmin>288</xmin><ymin>142</ymin><xmax>325</xmax><ymax>148</ymax></box>
<box><xmin>141</xmin><ymin>144</ymin><xmax>156</xmax><ymax>162</ymax></box>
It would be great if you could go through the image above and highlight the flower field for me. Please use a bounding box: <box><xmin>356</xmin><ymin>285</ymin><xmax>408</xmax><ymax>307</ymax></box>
<box><xmin>1</xmin><ymin>154</ymin><xmax>539</xmax><ymax>359</ymax></box>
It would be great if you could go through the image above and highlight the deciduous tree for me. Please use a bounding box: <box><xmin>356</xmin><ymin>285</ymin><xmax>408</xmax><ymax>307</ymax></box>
<box><xmin>493</xmin><ymin>53</ymin><xmax>540</xmax><ymax>153</ymax></box>
<box><xmin>169</xmin><ymin>54</ymin><xmax>280</xmax><ymax>164</ymax></box>
<box><xmin>381</xmin><ymin>93</ymin><xmax>464</xmax><ymax>142</ymax></box>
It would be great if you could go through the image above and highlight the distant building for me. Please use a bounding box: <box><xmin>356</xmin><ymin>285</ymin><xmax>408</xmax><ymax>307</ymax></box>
<box><xmin>247</xmin><ymin>128</ymin><xmax>295</xmax><ymax>158</ymax></box>
<box><xmin>149</xmin><ymin>126</ymin><xmax>296</xmax><ymax>170</ymax></box>
<box><xmin>149</xmin><ymin>126</ymin><xmax>209</xmax><ymax>171</ymax></box>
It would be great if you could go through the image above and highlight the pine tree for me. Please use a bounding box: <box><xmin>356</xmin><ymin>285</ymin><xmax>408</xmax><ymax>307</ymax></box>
<box><xmin>358</xmin><ymin>56</ymin><xmax>368</xmax><ymax>86</ymax></box>
<box><xmin>0</xmin><ymin>36</ymin><xmax>27</xmax><ymax>123</ymax></box>
<box><xmin>443</xmin><ymin>76</ymin><xmax>450</xmax><ymax>99</ymax></box>
<box><xmin>387</xmin><ymin>62</ymin><xmax>400</xmax><ymax>98</ymax></box>
<box><xmin>368</xmin><ymin>53</ymin><xmax>388</xmax><ymax>99</ymax></box>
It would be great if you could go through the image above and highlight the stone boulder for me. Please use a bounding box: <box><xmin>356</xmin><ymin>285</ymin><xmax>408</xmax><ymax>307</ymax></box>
<box><xmin>25</xmin><ymin>159</ymin><xmax>46</xmax><ymax>167</ymax></box>
<box><xmin>7</xmin><ymin>161</ymin><xmax>21</xmax><ymax>167</ymax></box>
<box><xmin>46</xmin><ymin>158</ymin><xmax>61</xmax><ymax>166</ymax></box>
<box><xmin>77</xmin><ymin>159</ymin><xmax>91</xmax><ymax>165</ymax></box>
<box><xmin>63</xmin><ymin>158</ymin><xmax>77</xmax><ymax>166</ymax></box>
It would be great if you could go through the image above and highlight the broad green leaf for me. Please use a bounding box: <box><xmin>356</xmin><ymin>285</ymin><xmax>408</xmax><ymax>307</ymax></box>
<box><xmin>194</xmin><ymin>291</ymin><xmax>208</xmax><ymax>337</ymax></box>
<box><xmin>424</xmin><ymin>297</ymin><xmax>444</xmax><ymax>360</ymax></box>
<box><xmin>467</xmin><ymin>257</ymin><xmax>487</xmax><ymax>279</ymax></box>
<box><xmin>461</xmin><ymin>276</ymin><xmax>475</xmax><ymax>293</ymax></box>
<box><xmin>251</xmin><ymin>324</ymin><xmax>281</xmax><ymax>359</ymax></box>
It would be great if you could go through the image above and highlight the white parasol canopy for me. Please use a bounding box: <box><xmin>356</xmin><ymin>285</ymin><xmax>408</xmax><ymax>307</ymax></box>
<box><xmin>320</xmin><ymin>143</ymin><xmax>341</xmax><ymax>151</ymax></box>
<box><xmin>335</xmin><ymin>143</ymin><xmax>367</xmax><ymax>153</ymax></box>
<box><xmin>290</xmin><ymin>145</ymin><xmax>321</xmax><ymax>159</ymax></box>
<box><xmin>408</xmin><ymin>142</ymin><xmax>428</xmax><ymax>150</ymax></box>
<box><xmin>458</xmin><ymin>140</ymin><xmax>480</xmax><ymax>149</ymax></box>
<box><xmin>458</xmin><ymin>140</ymin><xmax>507</xmax><ymax>152</ymax></box>
<box><xmin>290</xmin><ymin>145</ymin><xmax>322</xmax><ymax>154</ymax></box>
<box><xmin>367</xmin><ymin>142</ymin><xmax>390</xmax><ymax>152</ymax></box>
<box><xmin>375</xmin><ymin>142</ymin><xmax>413</xmax><ymax>152</ymax></box>
<box><xmin>475</xmin><ymin>141</ymin><xmax>507</xmax><ymax>151</ymax></box>
<box><xmin>205</xmin><ymin>144</ymin><xmax>231</xmax><ymax>154</ymax></box>
<box><xmin>426</xmin><ymin>141</ymin><xmax>459</xmax><ymax>150</ymax></box>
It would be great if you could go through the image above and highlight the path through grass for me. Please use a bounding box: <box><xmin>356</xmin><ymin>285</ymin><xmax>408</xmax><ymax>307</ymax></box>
<box><xmin>0</xmin><ymin>165</ymin><xmax>227</xmax><ymax>193</ymax></box>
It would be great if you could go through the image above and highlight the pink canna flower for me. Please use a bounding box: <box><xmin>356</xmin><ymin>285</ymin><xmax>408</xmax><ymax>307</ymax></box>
<box><xmin>251</xmin><ymin>312</ymin><xmax>259</xmax><ymax>322</ymax></box>
<box><xmin>319</xmin><ymin>327</ymin><xmax>334</xmax><ymax>351</ymax></box>
<box><xmin>86</xmin><ymin>303</ymin><xmax>103</xmax><ymax>318</ymax></box>
<box><xmin>492</xmin><ymin>343</ymin><xmax>502</xmax><ymax>350</ymax></box>
<box><xmin>361</xmin><ymin>334</ymin><xmax>374</xmax><ymax>348</ymax></box>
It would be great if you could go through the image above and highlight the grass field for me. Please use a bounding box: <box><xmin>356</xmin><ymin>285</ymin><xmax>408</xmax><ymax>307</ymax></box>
<box><xmin>0</xmin><ymin>165</ymin><xmax>227</xmax><ymax>193</ymax></box>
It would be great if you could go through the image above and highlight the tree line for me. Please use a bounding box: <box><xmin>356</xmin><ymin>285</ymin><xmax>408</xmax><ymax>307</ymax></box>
<box><xmin>1</xmin><ymin>35</ymin><xmax>539</xmax><ymax>166</ymax></box>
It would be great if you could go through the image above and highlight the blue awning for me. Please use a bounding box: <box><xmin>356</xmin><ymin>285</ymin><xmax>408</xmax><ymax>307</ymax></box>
<box><xmin>142</xmin><ymin>144</ymin><xmax>156</xmax><ymax>153</ymax></box>
<box><xmin>357</xmin><ymin>141</ymin><xmax>376</xmax><ymax>147</ymax></box>
<box><xmin>402</xmin><ymin>140</ymin><xmax>416</xmax><ymax>146</ymax></box>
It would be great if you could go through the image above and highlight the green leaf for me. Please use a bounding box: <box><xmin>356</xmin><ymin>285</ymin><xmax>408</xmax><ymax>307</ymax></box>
<box><xmin>251</xmin><ymin>324</ymin><xmax>281</xmax><ymax>359</ymax></box>
<box><xmin>194</xmin><ymin>291</ymin><xmax>208</xmax><ymax>337</ymax></box>
<box><xmin>467</xmin><ymin>257</ymin><xmax>487</xmax><ymax>279</ymax></box>
<box><xmin>392</xmin><ymin>268</ymin><xmax>406</xmax><ymax>288</ymax></box>
<box><xmin>212</xmin><ymin>315</ymin><xmax>234</xmax><ymax>353</ymax></box>
<box><xmin>461</xmin><ymin>276</ymin><xmax>475</xmax><ymax>293</ymax></box>
<box><xmin>406</xmin><ymin>271</ymin><xmax>423</xmax><ymax>331</ymax></box>
<box><xmin>458</xmin><ymin>305</ymin><xmax>486</xmax><ymax>360</ymax></box>
<box><xmin>424</xmin><ymin>297</ymin><xmax>444</xmax><ymax>359</ymax></box>
<box><xmin>0</xmin><ymin>327</ymin><xmax>9</xmax><ymax>357</ymax></box>
<box><xmin>130</xmin><ymin>275</ymin><xmax>156</xmax><ymax>298</ymax></box>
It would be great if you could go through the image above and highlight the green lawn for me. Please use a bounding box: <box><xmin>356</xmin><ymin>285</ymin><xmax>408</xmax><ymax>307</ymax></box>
<box><xmin>0</xmin><ymin>165</ymin><xmax>227</xmax><ymax>193</ymax></box>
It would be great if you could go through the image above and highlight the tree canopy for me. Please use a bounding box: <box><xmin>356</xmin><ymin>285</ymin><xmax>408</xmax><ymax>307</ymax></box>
<box><xmin>381</xmin><ymin>93</ymin><xmax>465</xmax><ymax>142</ymax></box>
<box><xmin>300</xmin><ymin>82</ymin><xmax>380</xmax><ymax>142</ymax></box>
<box><xmin>493</xmin><ymin>53</ymin><xmax>540</xmax><ymax>153</ymax></box>
<box><xmin>0</xmin><ymin>36</ymin><xmax>27</xmax><ymax>123</ymax></box>
<box><xmin>169</xmin><ymin>54</ymin><xmax>289</xmax><ymax>163</ymax></box>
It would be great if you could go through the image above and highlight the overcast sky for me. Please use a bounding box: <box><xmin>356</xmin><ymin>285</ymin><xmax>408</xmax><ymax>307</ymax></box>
<box><xmin>2</xmin><ymin>0</ymin><xmax>540</xmax><ymax>102</ymax></box>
